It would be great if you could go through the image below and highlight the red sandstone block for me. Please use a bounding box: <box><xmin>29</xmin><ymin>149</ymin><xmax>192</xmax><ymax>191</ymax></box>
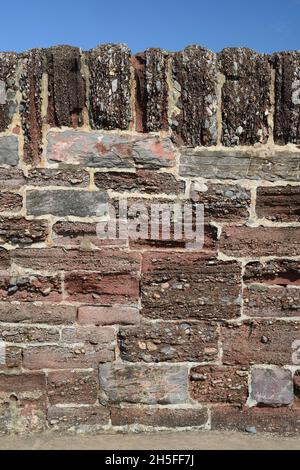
<box><xmin>0</xmin><ymin>325</ymin><xmax>59</xmax><ymax>344</ymax></box>
<box><xmin>0</xmin><ymin>274</ymin><xmax>62</xmax><ymax>302</ymax></box>
<box><xmin>0</xmin><ymin>248</ymin><xmax>10</xmax><ymax>270</ymax></box>
<box><xmin>0</xmin><ymin>372</ymin><xmax>46</xmax><ymax>393</ymax></box>
<box><xmin>77</xmin><ymin>305</ymin><xmax>140</xmax><ymax>325</ymax></box>
<box><xmin>0</xmin><ymin>218</ymin><xmax>48</xmax><ymax>245</ymax></box>
<box><xmin>52</xmin><ymin>221</ymin><xmax>126</xmax><ymax>248</ymax></box>
<box><xmin>220</xmin><ymin>226</ymin><xmax>300</xmax><ymax>258</ymax></box>
<box><xmin>211</xmin><ymin>405</ymin><xmax>300</xmax><ymax>434</ymax></box>
<box><xmin>244</xmin><ymin>260</ymin><xmax>300</xmax><ymax>286</ymax></box>
<box><xmin>189</xmin><ymin>366</ymin><xmax>248</xmax><ymax>404</ymax></box>
<box><xmin>221</xmin><ymin>320</ymin><xmax>300</xmax><ymax>366</ymax></box>
<box><xmin>61</xmin><ymin>325</ymin><xmax>116</xmax><ymax>345</ymax></box>
<box><xmin>0</xmin><ymin>347</ymin><xmax>22</xmax><ymax>371</ymax></box>
<box><xmin>47</xmin><ymin>370</ymin><xmax>98</xmax><ymax>405</ymax></box>
<box><xmin>110</xmin><ymin>406</ymin><xmax>209</xmax><ymax>428</ymax></box>
<box><xmin>243</xmin><ymin>285</ymin><xmax>300</xmax><ymax>317</ymax></box>
<box><xmin>0</xmin><ymin>193</ymin><xmax>22</xmax><ymax>213</ymax></box>
<box><xmin>256</xmin><ymin>185</ymin><xmax>300</xmax><ymax>222</ymax></box>
<box><xmin>64</xmin><ymin>272</ymin><xmax>139</xmax><ymax>304</ymax></box>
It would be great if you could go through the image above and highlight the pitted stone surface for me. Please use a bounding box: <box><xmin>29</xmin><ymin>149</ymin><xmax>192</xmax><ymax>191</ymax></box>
<box><xmin>250</xmin><ymin>368</ymin><xmax>294</xmax><ymax>406</ymax></box>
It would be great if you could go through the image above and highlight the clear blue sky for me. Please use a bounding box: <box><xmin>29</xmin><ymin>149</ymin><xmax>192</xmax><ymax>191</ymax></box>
<box><xmin>1</xmin><ymin>0</ymin><xmax>299</xmax><ymax>53</ymax></box>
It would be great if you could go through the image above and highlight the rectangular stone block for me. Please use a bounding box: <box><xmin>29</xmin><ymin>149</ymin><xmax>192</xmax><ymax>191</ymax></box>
<box><xmin>190</xmin><ymin>183</ymin><xmax>251</xmax><ymax>222</ymax></box>
<box><xmin>52</xmin><ymin>221</ymin><xmax>125</xmax><ymax>248</ymax></box>
<box><xmin>0</xmin><ymin>347</ymin><xmax>21</xmax><ymax>371</ymax></box>
<box><xmin>88</xmin><ymin>44</ymin><xmax>131</xmax><ymax>130</ymax></box>
<box><xmin>47</xmin><ymin>405</ymin><xmax>109</xmax><ymax>429</ymax></box>
<box><xmin>0</xmin><ymin>325</ymin><xmax>59</xmax><ymax>343</ymax></box>
<box><xmin>250</xmin><ymin>368</ymin><xmax>293</xmax><ymax>406</ymax></box>
<box><xmin>256</xmin><ymin>185</ymin><xmax>300</xmax><ymax>222</ymax></box>
<box><xmin>221</xmin><ymin>320</ymin><xmax>300</xmax><ymax>366</ymax></box>
<box><xmin>219</xmin><ymin>48</ymin><xmax>271</xmax><ymax>146</ymax></box>
<box><xmin>273</xmin><ymin>51</ymin><xmax>300</xmax><ymax>144</ymax></box>
<box><xmin>141</xmin><ymin>253</ymin><xmax>241</xmax><ymax>320</ymax></box>
<box><xmin>26</xmin><ymin>190</ymin><xmax>107</xmax><ymax>217</ymax></box>
<box><xmin>0</xmin><ymin>274</ymin><xmax>62</xmax><ymax>302</ymax></box>
<box><xmin>244</xmin><ymin>260</ymin><xmax>300</xmax><ymax>286</ymax></box>
<box><xmin>47</xmin><ymin>370</ymin><xmax>98</xmax><ymax>405</ymax></box>
<box><xmin>220</xmin><ymin>226</ymin><xmax>300</xmax><ymax>258</ymax></box>
<box><xmin>0</xmin><ymin>217</ymin><xmax>48</xmax><ymax>245</ymax></box>
<box><xmin>244</xmin><ymin>285</ymin><xmax>300</xmax><ymax>317</ymax></box>
<box><xmin>0</xmin><ymin>302</ymin><xmax>77</xmax><ymax>325</ymax></box>
<box><xmin>179</xmin><ymin>148</ymin><xmax>300</xmax><ymax>181</ymax></box>
<box><xmin>27</xmin><ymin>169</ymin><xmax>89</xmax><ymax>187</ymax></box>
<box><xmin>0</xmin><ymin>136</ymin><xmax>19</xmax><ymax>166</ymax></box>
<box><xmin>0</xmin><ymin>372</ymin><xmax>46</xmax><ymax>393</ymax></box>
<box><xmin>0</xmin><ymin>52</ymin><xmax>18</xmax><ymax>131</ymax></box>
<box><xmin>77</xmin><ymin>305</ymin><xmax>140</xmax><ymax>325</ymax></box>
<box><xmin>94</xmin><ymin>170</ymin><xmax>184</xmax><ymax>195</ymax></box>
<box><xmin>12</xmin><ymin>248</ymin><xmax>141</xmax><ymax>274</ymax></box>
<box><xmin>46</xmin><ymin>131</ymin><xmax>176</xmax><ymax>169</ymax></box>
<box><xmin>64</xmin><ymin>272</ymin><xmax>139</xmax><ymax>304</ymax></box>
<box><xmin>171</xmin><ymin>46</ymin><xmax>218</xmax><ymax>146</ymax></box>
<box><xmin>111</xmin><ymin>406</ymin><xmax>209</xmax><ymax>428</ymax></box>
<box><xmin>0</xmin><ymin>168</ymin><xmax>25</xmax><ymax>190</ymax></box>
<box><xmin>99</xmin><ymin>363</ymin><xmax>189</xmax><ymax>405</ymax></box>
<box><xmin>46</xmin><ymin>46</ymin><xmax>85</xmax><ymax>128</ymax></box>
<box><xmin>119</xmin><ymin>322</ymin><xmax>219</xmax><ymax>363</ymax></box>
<box><xmin>60</xmin><ymin>325</ymin><xmax>116</xmax><ymax>345</ymax></box>
<box><xmin>189</xmin><ymin>366</ymin><xmax>248</xmax><ymax>404</ymax></box>
<box><xmin>0</xmin><ymin>193</ymin><xmax>22</xmax><ymax>213</ymax></box>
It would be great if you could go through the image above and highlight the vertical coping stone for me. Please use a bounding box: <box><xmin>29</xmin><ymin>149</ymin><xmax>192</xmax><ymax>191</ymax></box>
<box><xmin>0</xmin><ymin>52</ymin><xmax>18</xmax><ymax>132</ymax></box>
<box><xmin>88</xmin><ymin>44</ymin><xmax>131</xmax><ymax>130</ymax></box>
<box><xmin>272</xmin><ymin>51</ymin><xmax>300</xmax><ymax>144</ymax></box>
<box><xmin>46</xmin><ymin>45</ymin><xmax>85</xmax><ymax>128</ymax></box>
<box><xmin>170</xmin><ymin>45</ymin><xmax>218</xmax><ymax>147</ymax></box>
<box><xmin>20</xmin><ymin>49</ymin><xmax>44</xmax><ymax>165</ymax></box>
<box><xmin>219</xmin><ymin>48</ymin><xmax>271</xmax><ymax>146</ymax></box>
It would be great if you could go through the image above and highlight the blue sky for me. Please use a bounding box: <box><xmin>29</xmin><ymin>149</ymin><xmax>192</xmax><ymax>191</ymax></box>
<box><xmin>1</xmin><ymin>0</ymin><xmax>299</xmax><ymax>53</ymax></box>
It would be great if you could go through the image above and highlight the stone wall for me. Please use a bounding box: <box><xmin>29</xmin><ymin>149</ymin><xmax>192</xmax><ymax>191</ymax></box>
<box><xmin>0</xmin><ymin>44</ymin><xmax>299</xmax><ymax>435</ymax></box>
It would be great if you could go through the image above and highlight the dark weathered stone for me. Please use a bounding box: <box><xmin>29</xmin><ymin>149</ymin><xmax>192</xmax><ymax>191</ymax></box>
<box><xmin>0</xmin><ymin>136</ymin><xmax>19</xmax><ymax>166</ymax></box>
<box><xmin>0</xmin><ymin>52</ymin><xmax>18</xmax><ymax>131</ymax></box>
<box><xmin>220</xmin><ymin>226</ymin><xmax>300</xmax><ymax>258</ymax></box>
<box><xmin>219</xmin><ymin>48</ymin><xmax>271</xmax><ymax>146</ymax></box>
<box><xmin>111</xmin><ymin>406</ymin><xmax>209</xmax><ymax>428</ymax></box>
<box><xmin>119</xmin><ymin>322</ymin><xmax>219</xmax><ymax>363</ymax></box>
<box><xmin>26</xmin><ymin>190</ymin><xmax>108</xmax><ymax>217</ymax></box>
<box><xmin>221</xmin><ymin>320</ymin><xmax>300</xmax><ymax>366</ymax></box>
<box><xmin>0</xmin><ymin>168</ymin><xmax>25</xmax><ymax>190</ymax></box>
<box><xmin>272</xmin><ymin>51</ymin><xmax>300</xmax><ymax>144</ymax></box>
<box><xmin>0</xmin><ymin>274</ymin><xmax>62</xmax><ymax>302</ymax></box>
<box><xmin>256</xmin><ymin>185</ymin><xmax>300</xmax><ymax>222</ymax></box>
<box><xmin>20</xmin><ymin>49</ymin><xmax>44</xmax><ymax>165</ymax></box>
<box><xmin>190</xmin><ymin>366</ymin><xmax>248</xmax><ymax>404</ymax></box>
<box><xmin>244</xmin><ymin>285</ymin><xmax>300</xmax><ymax>317</ymax></box>
<box><xmin>294</xmin><ymin>370</ymin><xmax>300</xmax><ymax>399</ymax></box>
<box><xmin>47</xmin><ymin>131</ymin><xmax>176</xmax><ymax>169</ymax></box>
<box><xmin>180</xmin><ymin>148</ymin><xmax>300</xmax><ymax>181</ymax></box>
<box><xmin>142</xmin><ymin>253</ymin><xmax>242</xmax><ymax>320</ymax></box>
<box><xmin>94</xmin><ymin>170</ymin><xmax>184</xmax><ymax>194</ymax></box>
<box><xmin>52</xmin><ymin>221</ymin><xmax>126</xmax><ymax>248</ymax></box>
<box><xmin>0</xmin><ymin>248</ymin><xmax>10</xmax><ymax>269</ymax></box>
<box><xmin>0</xmin><ymin>217</ymin><xmax>48</xmax><ymax>245</ymax></box>
<box><xmin>250</xmin><ymin>368</ymin><xmax>293</xmax><ymax>406</ymax></box>
<box><xmin>171</xmin><ymin>46</ymin><xmax>218</xmax><ymax>146</ymax></box>
<box><xmin>46</xmin><ymin>46</ymin><xmax>85</xmax><ymax>127</ymax></box>
<box><xmin>88</xmin><ymin>44</ymin><xmax>131</xmax><ymax>130</ymax></box>
<box><xmin>99</xmin><ymin>363</ymin><xmax>189</xmax><ymax>405</ymax></box>
<box><xmin>27</xmin><ymin>168</ymin><xmax>89</xmax><ymax>187</ymax></box>
<box><xmin>244</xmin><ymin>260</ymin><xmax>300</xmax><ymax>285</ymax></box>
<box><xmin>190</xmin><ymin>183</ymin><xmax>250</xmax><ymax>222</ymax></box>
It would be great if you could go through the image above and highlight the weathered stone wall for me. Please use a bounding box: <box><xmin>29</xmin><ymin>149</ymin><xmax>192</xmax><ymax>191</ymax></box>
<box><xmin>0</xmin><ymin>44</ymin><xmax>299</xmax><ymax>435</ymax></box>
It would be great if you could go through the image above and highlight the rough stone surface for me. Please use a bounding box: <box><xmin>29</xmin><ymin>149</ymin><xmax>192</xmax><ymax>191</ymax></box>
<box><xmin>88</xmin><ymin>44</ymin><xmax>131</xmax><ymax>130</ymax></box>
<box><xmin>219</xmin><ymin>48</ymin><xmax>271</xmax><ymax>146</ymax></box>
<box><xmin>0</xmin><ymin>274</ymin><xmax>62</xmax><ymax>302</ymax></box>
<box><xmin>0</xmin><ymin>302</ymin><xmax>77</xmax><ymax>325</ymax></box>
<box><xmin>243</xmin><ymin>285</ymin><xmax>300</xmax><ymax>317</ymax></box>
<box><xmin>0</xmin><ymin>168</ymin><xmax>25</xmax><ymax>190</ymax></box>
<box><xmin>190</xmin><ymin>366</ymin><xmax>248</xmax><ymax>404</ymax></box>
<box><xmin>47</xmin><ymin>405</ymin><xmax>109</xmax><ymax>429</ymax></box>
<box><xmin>0</xmin><ymin>193</ymin><xmax>22</xmax><ymax>213</ymax></box>
<box><xmin>221</xmin><ymin>321</ymin><xmax>300</xmax><ymax>366</ymax></box>
<box><xmin>180</xmin><ymin>148</ymin><xmax>300</xmax><ymax>181</ymax></box>
<box><xmin>220</xmin><ymin>226</ymin><xmax>300</xmax><ymax>258</ymax></box>
<box><xmin>142</xmin><ymin>253</ymin><xmax>241</xmax><ymax>320</ymax></box>
<box><xmin>250</xmin><ymin>368</ymin><xmax>294</xmax><ymax>406</ymax></box>
<box><xmin>0</xmin><ymin>218</ymin><xmax>48</xmax><ymax>245</ymax></box>
<box><xmin>171</xmin><ymin>46</ymin><xmax>218</xmax><ymax>146</ymax></box>
<box><xmin>26</xmin><ymin>190</ymin><xmax>107</xmax><ymax>217</ymax></box>
<box><xmin>0</xmin><ymin>52</ymin><xmax>18</xmax><ymax>131</ymax></box>
<box><xmin>99</xmin><ymin>363</ymin><xmax>189</xmax><ymax>405</ymax></box>
<box><xmin>47</xmin><ymin>131</ymin><xmax>176</xmax><ymax>169</ymax></box>
<box><xmin>0</xmin><ymin>136</ymin><xmax>19</xmax><ymax>166</ymax></box>
<box><xmin>47</xmin><ymin>370</ymin><xmax>98</xmax><ymax>405</ymax></box>
<box><xmin>46</xmin><ymin>46</ymin><xmax>85</xmax><ymax>128</ymax></box>
<box><xmin>244</xmin><ymin>260</ymin><xmax>300</xmax><ymax>285</ymax></box>
<box><xmin>256</xmin><ymin>185</ymin><xmax>300</xmax><ymax>222</ymax></box>
<box><xmin>26</xmin><ymin>169</ymin><xmax>89</xmax><ymax>187</ymax></box>
<box><xmin>119</xmin><ymin>322</ymin><xmax>219</xmax><ymax>363</ymax></box>
<box><xmin>52</xmin><ymin>221</ymin><xmax>125</xmax><ymax>248</ymax></box>
<box><xmin>273</xmin><ymin>51</ymin><xmax>300</xmax><ymax>144</ymax></box>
